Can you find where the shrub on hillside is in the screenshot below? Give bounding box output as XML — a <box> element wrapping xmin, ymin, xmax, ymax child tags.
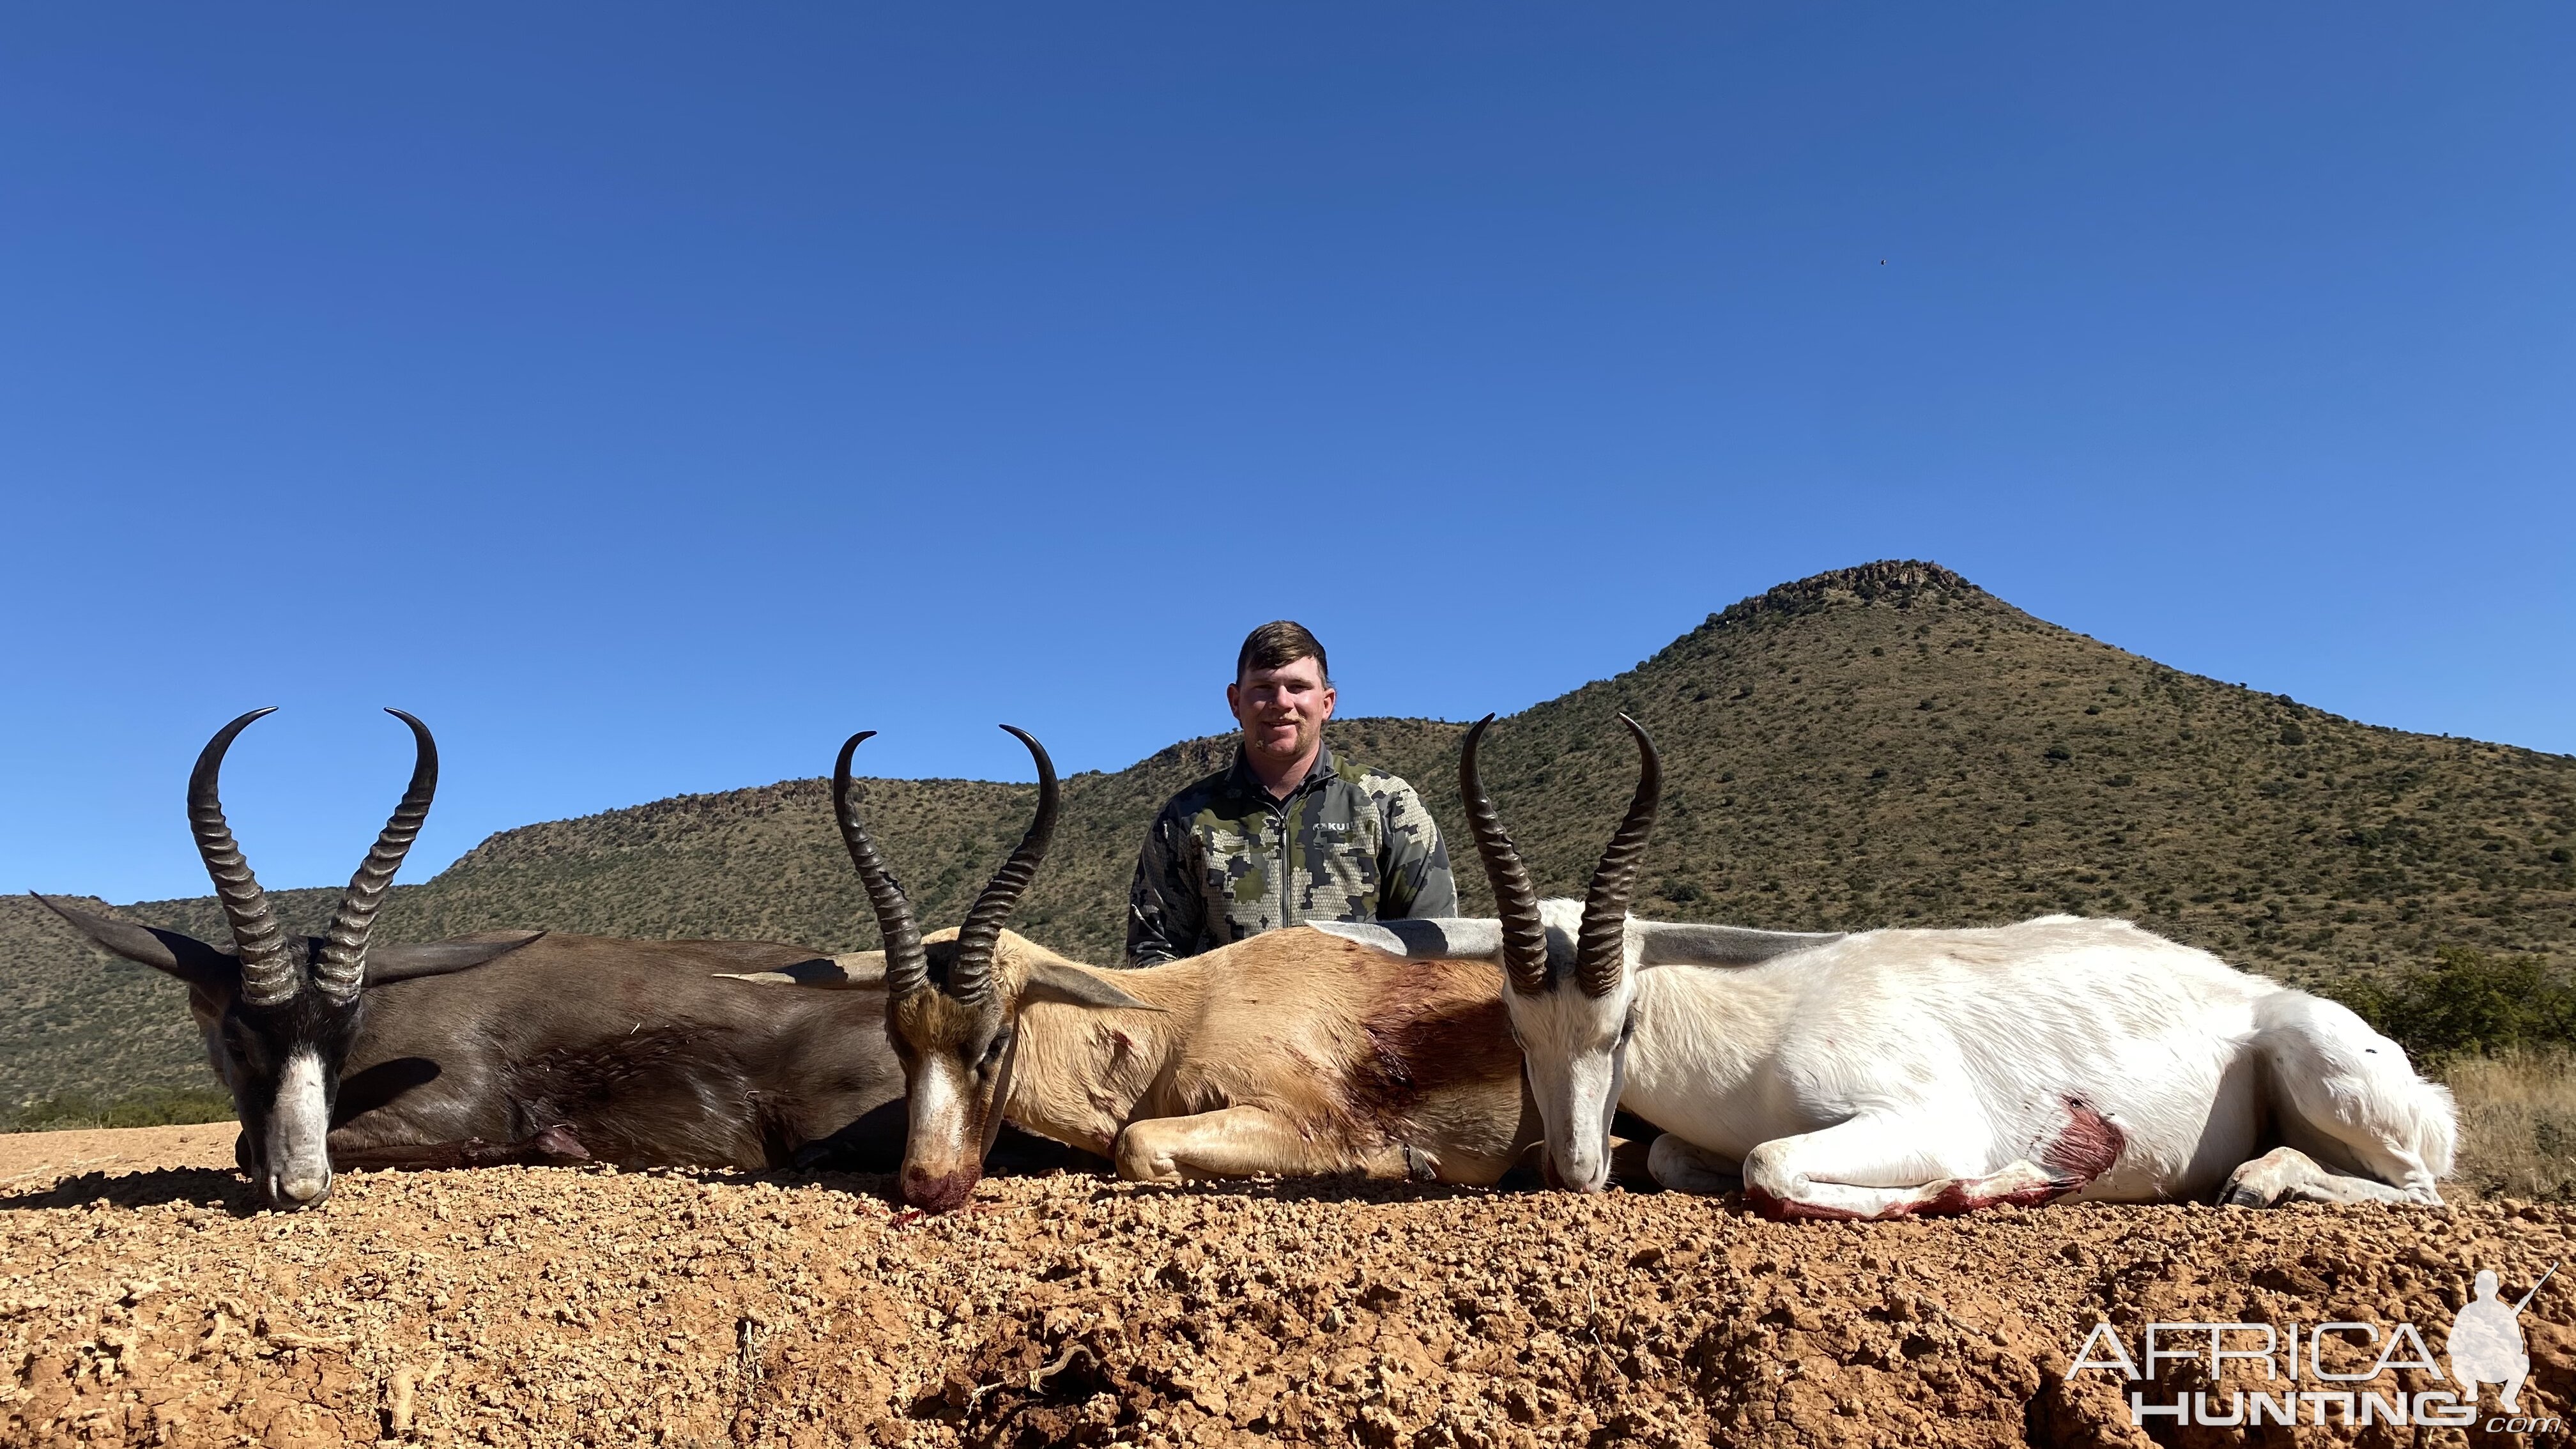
<box><xmin>2330</xmin><ymin>948</ymin><xmax>2576</xmax><ymax>1063</ymax></box>
<box><xmin>4</xmin><ymin>1087</ymin><xmax>236</xmax><ymax>1135</ymax></box>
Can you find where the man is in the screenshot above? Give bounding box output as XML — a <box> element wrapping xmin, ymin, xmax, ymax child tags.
<box><xmin>1126</xmin><ymin>620</ymin><xmax>1457</xmax><ymax>966</ymax></box>
<box><xmin>2447</xmin><ymin>1266</ymin><xmax>2548</xmax><ymax>1413</ymax></box>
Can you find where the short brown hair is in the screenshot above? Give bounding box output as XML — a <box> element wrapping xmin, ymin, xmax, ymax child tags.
<box><xmin>1236</xmin><ymin>620</ymin><xmax>1329</xmax><ymax>684</ymax></box>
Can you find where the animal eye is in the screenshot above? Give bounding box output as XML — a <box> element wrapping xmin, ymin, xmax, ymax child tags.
<box><xmin>977</xmin><ymin>1029</ymin><xmax>1011</xmax><ymax>1071</ymax></box>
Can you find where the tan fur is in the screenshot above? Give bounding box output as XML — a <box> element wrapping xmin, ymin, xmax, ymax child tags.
<box><xmin>900</xmin><ymin>926</ymin><xmax>1537</xmax><ymax>1185</ymax></box>
<box><xmin>889</xmin><ymin>983</ymin><xmax>983</xmax><ymax>1052</ymax></box>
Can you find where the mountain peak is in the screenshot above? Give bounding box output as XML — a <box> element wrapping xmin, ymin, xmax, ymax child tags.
<box><xmin>1699</xmin><ymin>559</ymin><xmax>1984</xmax><ymax>632</ymax></box>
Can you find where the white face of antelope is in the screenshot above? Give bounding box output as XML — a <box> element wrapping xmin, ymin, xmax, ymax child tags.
<box><xmin>208</xmin><ymin>982</ymin><xmax>364</xmax><ymax>1211</ymax></box>
<box><xmin>1503</xmin><ymin>908</ymin><xmax>1638</xmax><ymax>1192</ymax></box>
<box><xmin>885</xmin><ymin>958</ymin><xmax>1019</xmax><ymax>1214</ymax></box>
<box><xmin>264</xmin><ymin>1048</ymin><xmax>335</xmax><ymax>1206</ymax></box>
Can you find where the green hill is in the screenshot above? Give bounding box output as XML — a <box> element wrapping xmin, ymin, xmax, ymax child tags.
<box><xmin>9</xmin><ymin>560</ymin><xmax>2573</xmax><ymax>1113</ymax></box>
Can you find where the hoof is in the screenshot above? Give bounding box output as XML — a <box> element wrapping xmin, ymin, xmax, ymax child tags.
<box><xmin>527</xmin><ymin>1124</ymin><xmax>592</xmax><ymax>1163</ymax></box>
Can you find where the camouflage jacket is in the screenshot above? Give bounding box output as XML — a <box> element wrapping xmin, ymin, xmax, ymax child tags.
<box><xmin>1124</xmin><ymin>743</ymin><xmax>1457</xmax><ymax>966</ymax></box>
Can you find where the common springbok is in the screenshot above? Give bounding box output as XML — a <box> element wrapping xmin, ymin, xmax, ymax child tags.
<box><xmin>1315</xmin><ymin>714</ymin><xmax>2457</xmax><ymax>1219</ymax></box>
<box><xmin>725</xmin><ymin>728</ymin><xmax>1541</xmax><ymax>1212</ymax></box>
<box><xmin>34</xmin><ymin>708</ymin><xmax>932</xmax><ymax>1208</ymax></box>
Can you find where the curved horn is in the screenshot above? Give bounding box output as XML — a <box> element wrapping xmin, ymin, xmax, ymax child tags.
<box><xmin>1459</xmin><ymin>714</ymin><xmax>1549</xmax><ymax>996</ymax></box>
<box><xmin>188</xmin><ymin>708</ymin><xmax>298</xmax><ymax>1007</ymax></box>
<box><xmin>1574</xmin><ymin>714</ymin><xmax>1661</xmax><ymax>998</ymax></box>
<box><xmin>948</xmin><ymin>726</ymin><xmax>1057</xmax><ymax>1004</ymax></box>
<box><xmin>832</xmin><ymin>732</ymin><xmax>928</xmax><ymax>998</ymax></box>
<box><xmin>312</xmin><ymin>710</ymin><xmax>437</xmax><ymax>1003</ymax></box>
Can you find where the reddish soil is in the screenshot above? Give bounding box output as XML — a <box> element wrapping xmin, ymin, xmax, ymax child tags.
<box><xmin>3</xmin><ymin>1126</ymin><xmax>2570</xmax><ymax>1447</ymax></box>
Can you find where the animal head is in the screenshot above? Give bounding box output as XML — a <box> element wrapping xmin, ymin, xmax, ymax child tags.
<box><xmin>1455</xmin><ymin>712</ymin><xmax>1663</xmax><ymax>1193</ymax></box>
<box><xmin>1447</xmin><ymin>715</ymin><xmax>1841</xmax><ymax>1192</ymax></box>
<box><xmin>34</xmin><ymin>709</ymin><xmax>535</xmax><ymax>1211</ymax></box>
<box><xmin>826</xmin><ymin>727</ymin><xmax>1151</xmax><ymax>1213</ymax></box>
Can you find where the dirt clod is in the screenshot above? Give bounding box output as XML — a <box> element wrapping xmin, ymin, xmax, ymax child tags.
<box><xmin>3</xmin><ymin>1125</ymin><xmax>2570</xmax><ymax>1446</ymax></box>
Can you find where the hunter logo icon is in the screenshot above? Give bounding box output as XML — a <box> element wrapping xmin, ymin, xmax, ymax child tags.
<box><xmin>2449</xmin><ymin>1263</ymin><xmax>2556</xmax><ymax>1413</ymax></box>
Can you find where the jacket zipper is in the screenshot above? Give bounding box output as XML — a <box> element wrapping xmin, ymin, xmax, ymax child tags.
<box><xmin>1275</xmin><ymin>797</ymin><xmax>1296</xmax><ymax>928</ymax></box>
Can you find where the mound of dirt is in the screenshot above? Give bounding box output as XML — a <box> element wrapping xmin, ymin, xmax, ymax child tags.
<box><xmin>3</xmin><ymin>1127</ymin><xmax>2570</xmax><ymax>1447</ymax></box>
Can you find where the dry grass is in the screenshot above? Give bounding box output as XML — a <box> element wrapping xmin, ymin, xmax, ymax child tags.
<box><xmin>2444</xmin><ymin>1049</ymin><xmax>2576</xmax><ymax>1200</ymax></box>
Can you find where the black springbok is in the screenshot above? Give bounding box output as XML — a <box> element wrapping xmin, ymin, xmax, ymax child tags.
<box><xmin>36</xmin><ymin>708</ymin><xmax>944</xmax><ymax>1209</ymax></box>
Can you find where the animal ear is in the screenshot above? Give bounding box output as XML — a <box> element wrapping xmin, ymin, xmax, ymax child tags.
<box><xmin>1021</xmin><ymin>959</ymin><xmax>1165</xmax><ymax>1013</ymax></box>
<box><xmin>714</xmin><ymin>952</ymin><xmax>887</xmax><ymax>989</ymax></box>
<box><xmin>366</xmin><ymin>931</ymin><xmax>548</xmax><ymax>986</ymax></box>
<box><xmin>1633</xmin><ymin>922</ymin><xmax>1844</xmax><ymax>970</ymax></box>
<box><xmin>1308</xmin><ymin>919</ymin><xmax>1505</xmax><ymax>960</ymax></box>
<box><xmin>29</xmin><ymin>893</ymin><xmax>237</xmax><ymax>989</ymax></box>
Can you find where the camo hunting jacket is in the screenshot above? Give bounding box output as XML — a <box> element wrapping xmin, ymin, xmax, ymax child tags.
<box><xmin>1124</xmin><ymin>744</ymin><xmax>1457</xmax><ymax>967</ymax></box>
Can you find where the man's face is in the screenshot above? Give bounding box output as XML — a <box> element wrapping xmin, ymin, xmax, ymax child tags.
<box><xmin>1228</xmin><ymin>656</ymin><xmax>1335</xmax><ymax>767</ymax></box>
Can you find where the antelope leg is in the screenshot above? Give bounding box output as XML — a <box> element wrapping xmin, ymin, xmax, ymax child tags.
<box><xmin>1742</xmin><ymin>1095</ymin><xmax>2133</xmax><ymax>1221</ymax></box>
<box><xmin>1646</xmin><ymin>1135</ymin><xmax>1744</xmax><ymax>1195</ymax></box>
<box><xmin>331</xmin><ymin>1124</ymin><xmax>591</xmax><ymax>1172</ymax></box>
<box><xmin>2220</xmin><ymin>1146</ymin><xmax>2416</xmax><ymax>1208</ymax></box>
<box><xmin>1112</xmin><ymin>1107</ymin><xmax>1379</xmax><ymax>1184</ymax></box>
<box><xmin>1740</xmin><ymin>1114</ymin><xmax>2080</xmax><ymax>1221</ymax></box>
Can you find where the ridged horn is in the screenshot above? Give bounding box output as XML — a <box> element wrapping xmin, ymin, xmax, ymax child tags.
<box><xmin>188</xmin><ymin>708</ymin><xmax>298</xmax><ymax>1008</ymax></box>
<box><xmin>832</xmin><ymin>732</ymin><xmax>928</xmax><ymax>999</ymax></box>
<box><xmin>948</xmin><ymin>726</ymin><xmax>1057</xmax><ymax>1005</ymax></box>
<box><xmin>1459</xmin><ymin>714</ymin><xmax>1550</xmax><ymax>996</ymax></box>
<box><xmin>311</xmin><ymin>710</ymin><xmax>437</xmax><ymax>1004</ymax></box>
<box><xmin>1574</xmin><ymin>714</ymin><xmax>1661</xmax><ymax>999</ymax></box>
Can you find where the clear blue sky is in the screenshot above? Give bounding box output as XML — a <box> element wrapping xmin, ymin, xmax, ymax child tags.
<box><xmin>3</xmin><ymin>4</ymin><xmax>2568</xmax><ymax>904</ymax></box>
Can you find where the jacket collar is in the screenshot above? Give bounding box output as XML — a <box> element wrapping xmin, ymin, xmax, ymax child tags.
<box><xmin>1225</xmin><ymin>740</ymin><xmax>1338</xmax><ymax>801</ymax></box>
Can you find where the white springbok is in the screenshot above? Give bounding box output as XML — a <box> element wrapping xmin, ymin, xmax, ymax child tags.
<box><xmin>1317</xmin><ymin>714</ymin><xmax>2457</xmax><ymax>1220</ymax></box>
